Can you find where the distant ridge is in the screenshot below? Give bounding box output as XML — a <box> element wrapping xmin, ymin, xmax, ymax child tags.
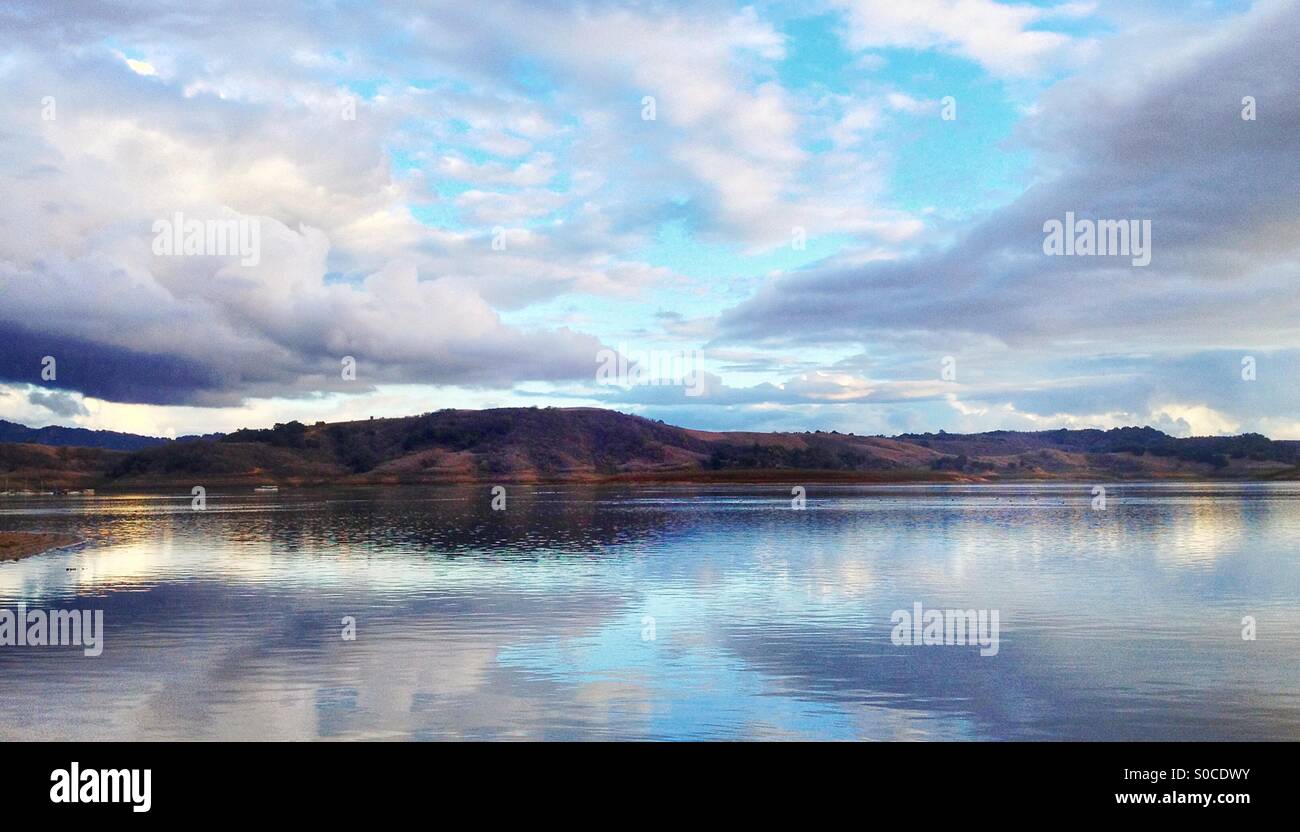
<box><xmin>0</xmin><ymin>419</ymin><xmax>171</xmax><ymax>451</ymax></box>
<box><xmin>1</xmin><ymin>408</ymin><xmax>1298</xmax><ymax>487</ymax></box>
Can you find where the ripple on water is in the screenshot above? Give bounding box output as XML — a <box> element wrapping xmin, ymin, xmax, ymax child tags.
<box><xmin>0</xmin><ymin>483</ymin><xmax>1297</xmax><ymax>740</ymax></box>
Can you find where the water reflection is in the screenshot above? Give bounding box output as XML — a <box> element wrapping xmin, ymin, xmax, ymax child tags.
<box><xmin>0</xmin><ymin>483</ymin><xmax>1297</xmax><ymax>739</ymax></box>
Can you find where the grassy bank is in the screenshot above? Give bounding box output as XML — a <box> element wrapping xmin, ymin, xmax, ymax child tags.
<box><xmin>0</xmin><ymin>532</ymin><xmax>81</xmax><ymax>562</ymax></box>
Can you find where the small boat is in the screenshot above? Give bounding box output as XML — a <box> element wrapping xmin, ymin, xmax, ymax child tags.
<box><xmin>254</xmin><ymin>485</ymin><xmax>280</xmax><ymax>493</ymax></box>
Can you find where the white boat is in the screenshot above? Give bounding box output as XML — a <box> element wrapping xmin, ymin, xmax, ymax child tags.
<box><xmin>254</xmin><ymin>485</ymin><xmax>280</xmax><ymax>493</ymax></box>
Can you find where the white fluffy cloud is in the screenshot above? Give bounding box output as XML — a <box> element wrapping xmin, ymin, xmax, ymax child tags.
<box><xmin>835</xmin><ymin>0</ymin><xmax>1091</xmax><ymax>75</ymax></box>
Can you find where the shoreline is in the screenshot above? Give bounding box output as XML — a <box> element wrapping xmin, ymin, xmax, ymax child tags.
<box><xmin>21</xmin><ymin>477</ymin><xmax>1299</xmax><ymax>498</ymax></box>
<box><xmin>82</xmin><ymin>468</ymin><xmax>1300</xmax><ymax>490</ymax></box>
<box><xmin>0</xmin><ymin>532</ymin><xmax>82</xmax><ymax>563</ymax></box>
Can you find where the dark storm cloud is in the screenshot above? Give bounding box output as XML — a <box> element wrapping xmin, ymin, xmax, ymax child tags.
<box><xmin>0</xmin><ymin>245</ymin><xmax>609</xmax><ymax>406</ymax></box>
<box><xmin>0</xmin><ymin>323</ymin><xmax>226</xmax><ymax>406</ymax></box>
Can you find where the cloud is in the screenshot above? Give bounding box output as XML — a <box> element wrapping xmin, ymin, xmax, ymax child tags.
<box><xmin>1</xmin><ymin>0</ymin><xmax>1294</xmax><ymax>439</ymax></box>
<box><xmin>1148</xmin><ymin>404</ymin><xmax>1240</xmax><ymax>438</ymax></box>
<box><xmin>27</xmin><ymin>388</ymin><xmax>90</xmax><ymax>418</ymax></box>
<box><xmin>833</xmin><ymin>0</ymin><xmax>1091</xmax><ymax>76</ymax></box>
<box><xmin>0</xmin><ymin>4</ymin><xmax>663</xmax><ymax>406</ymax></box>
<box><xmin>0</xmin><ymin>230</ymin><xmax>611</xmax><ymax>405</ymax></box>
<box><xmin>720</xmin><ymin>1</ymin><xmax>1300</xmax><ymax>355</ymax></box>
<box><xmin>121</xmin><ymin>56</ymin><xmax>157</xmax><ymax>77</ymax></box>
<box><xmin>0</xmin><ymin>0</ymin><xmax>934</xmax><ymax>414</ymax></box>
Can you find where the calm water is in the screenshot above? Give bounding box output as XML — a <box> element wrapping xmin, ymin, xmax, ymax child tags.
<box><xmin>1</xmin><ymin>483</ymin><xmax>1297</xmax><ymax>741</ymax></box>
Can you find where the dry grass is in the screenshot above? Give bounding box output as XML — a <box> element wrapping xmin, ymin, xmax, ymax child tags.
<box><xmin>0</xmin><ymin>532</ymin><xmax>81</xmax><ymax>562</ymax></box>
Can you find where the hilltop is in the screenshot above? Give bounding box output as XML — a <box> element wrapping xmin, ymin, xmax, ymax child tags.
<box><xmin>1</xmin><ymin>408</ymin><xmax>1298</xmax><ymax>488</ymax></box>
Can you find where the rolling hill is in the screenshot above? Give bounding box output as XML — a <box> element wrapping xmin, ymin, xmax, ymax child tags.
<box><xmin>1</xmin><ymin>408</ymin><xmax>1298</xmax><ymax>488</ymax></box>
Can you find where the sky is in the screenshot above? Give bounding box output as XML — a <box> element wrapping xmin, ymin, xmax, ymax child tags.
<box><xmin>0</xmin><ymin>0</ymin><xmax>1297</xmax><ymax>439</ymax></box>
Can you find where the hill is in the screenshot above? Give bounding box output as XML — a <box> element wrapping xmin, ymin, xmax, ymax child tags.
<box><xmin>1</xmin><ymin>408</ymin><xmax>1298</xmax><ymax>487</ymax></box>
<box><xmin>0</xmin><ymin>419</ymin><xmax>170</xmax><ymax>451</ymax></box>
<box><xmin>0</xmin><ymin>443</ymin><xmax>123</xmax><ymax>490</ymax></box>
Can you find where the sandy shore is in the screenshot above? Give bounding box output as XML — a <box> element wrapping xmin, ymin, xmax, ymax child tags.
<box><xmin>0</xmin><ymin>532</ymin><xmax>82</xmax><ymax>562</ymax></box>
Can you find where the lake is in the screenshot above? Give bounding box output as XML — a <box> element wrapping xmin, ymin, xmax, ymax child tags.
<box><xmin>1</xmin><ymin>483</ymin><xmax>1297</xmax><ymax>740</ymax></box>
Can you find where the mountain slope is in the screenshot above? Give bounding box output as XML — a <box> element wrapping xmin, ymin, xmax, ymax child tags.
<box><xmin>0</xmin><ymin>443</ymin><xmax>121</xmax><ymax>489</ymax></box>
